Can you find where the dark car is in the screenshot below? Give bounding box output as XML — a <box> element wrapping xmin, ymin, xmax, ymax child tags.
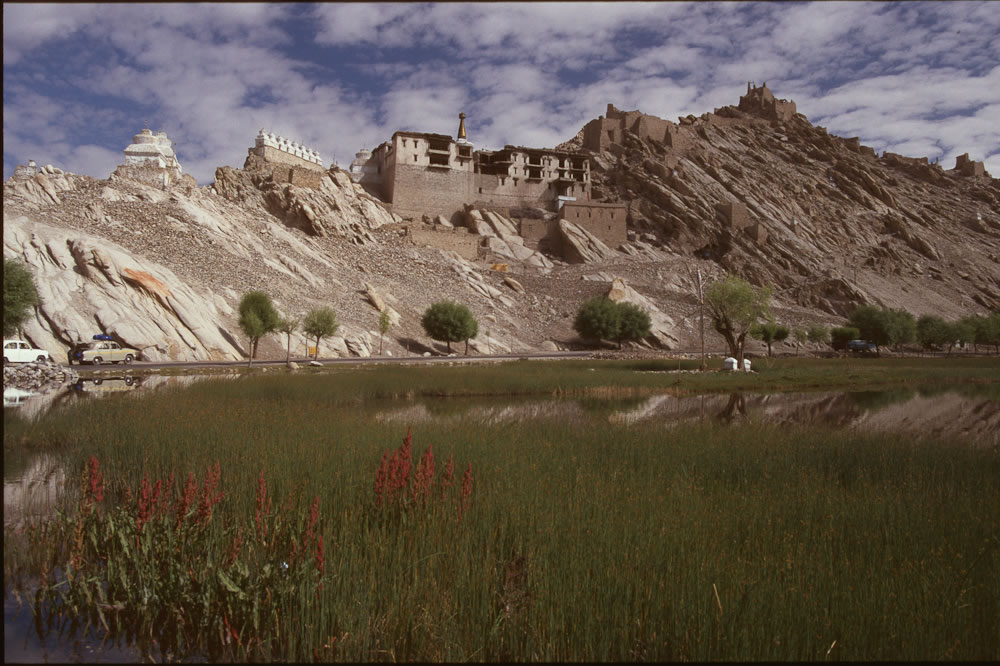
<box><xmin>847</xmin><ymin>339</ymin><xmax>878</xmax><ymax>354</ymax></box>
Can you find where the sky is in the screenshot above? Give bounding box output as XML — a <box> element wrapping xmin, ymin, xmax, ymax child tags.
<box><xmin>4</xmin><ymin>2</ymin><xmax>999</xmax><ymax>185</ymax></box>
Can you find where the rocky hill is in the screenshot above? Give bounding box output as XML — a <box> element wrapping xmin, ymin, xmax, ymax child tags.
<box><xmin>5</xmin><ymin>89</ymin><xmax>999</xmax><ymax>363</ymax></box>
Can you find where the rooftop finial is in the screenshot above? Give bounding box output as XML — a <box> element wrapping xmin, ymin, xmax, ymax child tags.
<box><xmin>457</xmin><ymin>112</ymin><xmax>467</xmax><ymax>141</ymax></box>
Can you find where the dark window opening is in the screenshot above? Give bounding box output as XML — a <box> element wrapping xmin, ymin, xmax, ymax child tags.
<box><xmin>429</xmin><ymin>153</ymin><xmax>449</xmax><ymax>166</ymax></box>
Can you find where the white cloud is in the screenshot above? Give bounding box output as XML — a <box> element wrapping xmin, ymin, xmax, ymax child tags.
<box><xmin>4</xmin><ymin>2</ymin><xmax>999</xmax><ymax>187</ymax></box>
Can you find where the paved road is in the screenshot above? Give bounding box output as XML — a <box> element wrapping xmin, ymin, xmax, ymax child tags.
<box><xmin>71</xmin><ymin>351</ymin><xmax>594</xmax><ymax>372</ymax></box>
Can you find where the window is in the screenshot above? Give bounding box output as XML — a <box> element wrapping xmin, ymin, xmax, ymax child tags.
<box><xmin>478</xmin><ymin>187</ymin><xmax>483</xmax><ymax>194</ymax></box>
<box><xmin>402</xmin><ymin>139</ymin><xmax>407</xmax><ymax>148</ymax></box>
<box><xmin>414</xmin><ymin>154</ymin><xmax>418</xmax><ymax>162</ymax></box>
<box><xmin>4</xmin><ymin>342</ymin><xmax>15</xmax><ymax>349</ymax></box>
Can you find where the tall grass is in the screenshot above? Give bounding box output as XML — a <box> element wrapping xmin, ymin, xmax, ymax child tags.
<box><xmin>4</xmin><ymin>365</ymin><xmax>999</xmax><ymax>661</ymax></box>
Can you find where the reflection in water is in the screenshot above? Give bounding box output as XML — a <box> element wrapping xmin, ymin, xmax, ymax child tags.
<box><xmin>373</xmin><ymin>388</ymin><xmax>1000</xmax><ymax>447</ymax></box>
<box><xmin>3</xmin><ymin>454</ymin><xmax>66</xmax><ymax>528</ymax></box>
<box><xmin>2</xmin><ymin>373</ymin><xmax>228</xmax><ymax>423</ymax></box>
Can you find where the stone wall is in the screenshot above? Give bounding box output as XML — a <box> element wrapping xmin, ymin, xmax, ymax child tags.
<box><xmin>389</xmin><ymin>163</ymin><xmax>476</xmax><ymax>220</ymax></box>
<box><xmin>251</xmin><ymin>145</ymin><xmax>326</xmax><ymax>172</ymax></box>
<box><xmin>271</xmin><ymin>166</ymin><xmax>326</xmax><ymax>189</ymax></box>
<box><xmin>111</xmin><ymin>163</ymin><xmax>184</xmax><ymax>190</ymax></box>
<box><xmin>561</xmin><ymin>202</ymin><xmax>627</xmax><ymax>247</ymax></box>
<box><xmin>406</xmin><ymin>224</ymin><xmax>482</xmax><ymax>260</ymax></box>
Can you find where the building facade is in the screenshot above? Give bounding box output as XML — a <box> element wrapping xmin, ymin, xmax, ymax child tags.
<box><xmin>356</xmin><ymin>115</ymin><xmax>593</xmax><ymax>221</ymax></box>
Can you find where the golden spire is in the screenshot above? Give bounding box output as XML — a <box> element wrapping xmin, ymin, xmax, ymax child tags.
<box><xmin>457</xmin><ymin>112</ymin><xmax>467</xmax><ymax>141</ymax></box>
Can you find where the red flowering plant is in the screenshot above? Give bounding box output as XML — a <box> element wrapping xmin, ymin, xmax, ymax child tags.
<box><xmin>373</xmin><ymin>429</ymin><xmax>473</xmax><ymax>523</ymax></box>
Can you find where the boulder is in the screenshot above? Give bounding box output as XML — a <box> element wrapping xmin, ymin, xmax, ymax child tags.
<box><xmin>557</xmin><ymin>220</ymin><xmax>618</xmax><ymax>264</ymax></box>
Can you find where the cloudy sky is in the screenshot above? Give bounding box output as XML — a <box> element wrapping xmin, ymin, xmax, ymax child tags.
<box><xmin>4</xmin><ymin>2</ymin><xmax>998</xmax><ymax>185</ymax></box>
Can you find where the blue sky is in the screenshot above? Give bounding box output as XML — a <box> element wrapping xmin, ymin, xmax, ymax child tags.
<box><xmin>4</xmin><ymin>2</ymin><xmax>998</xmax><ymax>185</ymax></box>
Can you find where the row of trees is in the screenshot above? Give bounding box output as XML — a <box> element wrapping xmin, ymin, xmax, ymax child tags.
<box><xmin>238</xmin><ymin>292</ymin><xmax>483</xmax><ymax>362</ymax></box>
<box><xmin>238</xmin><ymin>291</ymin><xmax>343</xmax><ymax>367</ymax></box>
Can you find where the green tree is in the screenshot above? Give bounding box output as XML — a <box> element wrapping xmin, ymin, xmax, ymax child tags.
<box><xmin>378</xmin><ymin>310</ymin><xmax>391</xmax><ymax>355</ymax></box>
<box><xmin>302</xmin><ymin>307</ymin><xmax>339</xmax><ymax>360</ymax></box>
<box><xmin>916</xmin><ymin>314</ymin><xmax>954</xmax><ymax>352</ymax></box>
<box><xmin>793</xmin><ymin>328</ymin><xmax>809</xmax><ymax>345</ymax></box>
<box><xmin>807</xmin><ymin>325</ymin><xmax>830</xmax><ymax>345</ymax></box>
<box><xmin>884</xmin><ymin>308</ymin><xmax>916</xmax><ymax>349</ymax></box>
<box><xmin>830</xmin><ymin>326</ymin><xmax>860</xmax><ymax>351</ymax></box>
<box><xmin>615</xmin><ymin>302</ymin><xmax>652</xmax><ymax>349</ymax></box>
<box><xmin>704</xmin><ymin>275</ymin><xmax>772</xmax><ymax>370</ymax></box>
<box><xmin>955</xmin><ymin>316</ymin><xmax>978</xmax><ymax>351</ymax></box>
<box><xmin>238</xmin><ymin>291</ymin><xmax>281</xmax><ymax>366</ymax></box>
<box><xmin>573</xmin><ymin>297</ymin><xmax>621</xmax><ymax>347</ymax></box>
<box><xmin>982</xmin><ymin>310</ymin><xmax>1000</xmax><ymax>354</ymax></box>
<box><xmin>421</xmin><ymin>301</ymin><xmax>478</xmax><ymax>354</ymax></box>
<box><xmin>750</xmin><ymin>320</ymin><xmax>790</xmax><ymax>357</ymax></box>
<box><xmin>3</xmin><ymin>258</ymin><xmax>40</xmax><ymax>337</ymax></box>
<box><xmin>277</xmin><ymin>316</ymin><xmax>299</xmax><ymax>364</ymax></box>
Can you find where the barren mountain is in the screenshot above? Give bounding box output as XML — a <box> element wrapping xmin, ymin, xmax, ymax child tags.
<box><xmin>4</xmin><ymin>88</ymin><xmax>999</xmax><ymax>363</ymax></box>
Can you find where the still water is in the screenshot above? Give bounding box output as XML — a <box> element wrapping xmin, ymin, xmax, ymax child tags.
<box><xmin>3</xmin><ymin>375</ymin><xmax>999</xmax><ymax>662</ymax></box>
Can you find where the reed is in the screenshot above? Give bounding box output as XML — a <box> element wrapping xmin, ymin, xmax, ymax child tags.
<box><xmin>4</xmin><ymin>363</ymin><xmax>999</xmax><ymax>661</ymax></box>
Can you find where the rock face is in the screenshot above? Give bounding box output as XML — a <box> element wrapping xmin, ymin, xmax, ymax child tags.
<box><xmin>4</xmin><ymin>85</ymin><xmax>998</xmax><ymax>361</ymax></box>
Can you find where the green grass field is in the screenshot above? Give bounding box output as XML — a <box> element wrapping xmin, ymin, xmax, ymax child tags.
<box><xmin>4</xmin><ymin>359</ymin><xmax>999</xmax><ymax>661</ymax></box>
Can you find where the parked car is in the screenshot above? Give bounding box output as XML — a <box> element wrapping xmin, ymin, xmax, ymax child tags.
<box><xmin>847</xmin><ymin>339</ymin><xmax>878</xmax><ymax>355</ymax></box>
<box><xmin>3</xmin><ymin>339</ymin><xmax>51</xmax><ymax>365</ymax></box>
<box><xmin>76</xmin><ymin>339</ymin><xmax>140</xmax><ymax>365</ymax></box>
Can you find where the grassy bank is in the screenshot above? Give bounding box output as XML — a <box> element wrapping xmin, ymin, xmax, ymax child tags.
<box><xmin>4</xmin><ymin>364</ymin><xmax>999</xmax><ymax>661</ymax></box>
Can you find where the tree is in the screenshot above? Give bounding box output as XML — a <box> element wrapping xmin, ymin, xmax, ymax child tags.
<box><xmin>277</xmin><ymin>316</ymin><xmax>299</xmax><ymax>364</ymax></box>
<box><xmin>955</xmin><ymin>316</ymin><xmax>978</xmax><ymax>352</ymax></box>
<box><xmin>884</xmin><ymin>308</ymin><xmax>916</xmax><ymax>349</ymax></box>
<box><xmin>4</xmin><ymin>258</ymin><xmax>40</xmax><ymax>337</ymax></box>
<box><xmin>704</xmin><ymin>275</ymin><xmax>772</xmax><ymax>371</ymax></box>
<box><xmin>615</xmin><ymin>302</ymin><xmax>652</xmax><ymax>349</ymax></box>
<box><xmin>750</xmin><ymin>320</ymin><xmax>790</xmax><ymax>357</ymax></box>
<box><xmin>238</xmin><ymin>291</ymin><xmax>280</xmax><ymax>367</ymax></box>
<box><xmin>573</xmin><ymin>297</ymin><xmax>621</xmax><ymax>347</ymax></box>
<box><xmin>807</xmin><ymin>325</ymin><xmax>830</xmax><ymax>345</ymax></box>
<box><xmin>421</xmin><ymin>301</ymin><xmax>478</xmax><ymax>354</ymax></box>
<box><xmin>916</xmin><ymin>314</ymin><xmax>953</xmax><ymax>352</ymax></box>
<box><xmin>830</xmin><ymin>326</ymin><xmax>860</xmax><ymax>351</ymax></box>
<box><xmin>793</xmin><ymin>328</ymin><xmax>809</xmax><ymax>345</ymax></box>
<box><xmin>849</xmin><ymin>305</ymin><xmax>915</xmax><ymax>355</ymax></box>
<box><xmin>378</xmin><ymin>310</ymin><xmax>391</xmax><ymax>355</ymax></box>
<box><xmin>302</xmin><ymin>307</ymin><xmax>339</xmax><ymax>360</ymax></box>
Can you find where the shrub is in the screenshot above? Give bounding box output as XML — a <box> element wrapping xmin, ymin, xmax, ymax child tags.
<box><xmin>573</xmin><ymin>297</ymin><xmax>621</xmax><ymax>345</ymax></box>
<box><xmin>421</xmin><ymin>301</ymin><xmax>478</xmax><ymax>353</ymax></box>
<box><xmin>616</xmin><ymin>302</ymin><xmax>652</xmax><ymax>348</ymax></box>
<box><xmin>3</xmin><ymin>258</ymin><xmax>40</xmax><ymax>336</ymax></box>
<box><xmin>830</xmin><ymin>326</ymin><xmax>860</xmax><ymax>351</ymax></box>
<box><xmin>807</xmin><ymin>325</ymin><xmax>830</xmax><ymax>345</ymax></box>
<box><xmin>750</xmin><ymin>320</ymin><xmax>790</xmax><ymax>357</ymax></box>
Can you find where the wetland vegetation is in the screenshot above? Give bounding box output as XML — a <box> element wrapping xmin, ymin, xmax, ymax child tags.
<box><xmin>4</xmin><ymin>358</ymin><xmax>999</xmax><ymax>661</ymax></box>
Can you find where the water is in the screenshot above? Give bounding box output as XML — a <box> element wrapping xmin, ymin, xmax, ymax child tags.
<box><xmin>3</xmin><ymin>376</ymin><xmax>998</xmax><ymax>661</ymax></box>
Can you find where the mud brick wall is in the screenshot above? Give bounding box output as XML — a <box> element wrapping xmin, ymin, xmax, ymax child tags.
<box><xmin>252</xmin><ymin>145</ymin><xmax>326</xmax><ymax>171</ymax></box>
<box><xmin>562</xmin><ymin>202</ymin><xmax>628</xmax><ymax>247</ymax></box>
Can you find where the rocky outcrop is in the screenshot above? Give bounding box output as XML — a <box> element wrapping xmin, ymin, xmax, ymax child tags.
<box><xmin>558</xmin><ymin>220</ymin><xmax>619</xmax><ymax>264</ymax></box>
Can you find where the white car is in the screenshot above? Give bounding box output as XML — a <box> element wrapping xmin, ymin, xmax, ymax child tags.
<box><xmin>3</xmin><ymin>339</ymin><xmax>51</xmax><ymax>365</ymax></box>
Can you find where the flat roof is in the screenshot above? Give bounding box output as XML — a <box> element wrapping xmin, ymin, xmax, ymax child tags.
<box><xmin>392</xmin><ymin>130</ymin><xmax>454</xmax><ymax>142</ymax></box>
